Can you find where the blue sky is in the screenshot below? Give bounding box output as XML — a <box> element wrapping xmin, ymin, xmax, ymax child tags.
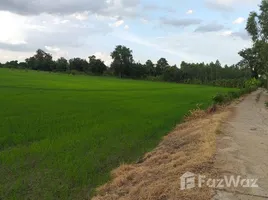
<box><xmin>0</xmin><ymin>0</ymin><xmax>261</xmax><ymax>66</ymax></box>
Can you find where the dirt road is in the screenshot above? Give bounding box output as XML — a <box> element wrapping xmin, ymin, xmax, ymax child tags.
<box><xmin>214</xmin><ymin>89</ymin><xmax>268</xmax><ymax>200</ymax></box>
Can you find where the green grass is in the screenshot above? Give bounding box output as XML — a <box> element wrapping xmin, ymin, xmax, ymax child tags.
<box><xmin>0</xmin><ymin>68</ymin><xmax>236</xmax><ymax>199</ymax></box>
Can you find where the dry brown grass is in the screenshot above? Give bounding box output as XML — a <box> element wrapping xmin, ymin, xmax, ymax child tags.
<box><xmin>92</xmin><ymin>107</ymin><xmax>231</xmax><ymax>200</ymax></box>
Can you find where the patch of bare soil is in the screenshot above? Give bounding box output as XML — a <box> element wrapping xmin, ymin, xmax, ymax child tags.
<box><xmin>92</xmin><ymin>107</ymin><xmax>231</xmax><ymax>200</ymax></box>
<box><xmin>213</xmin><ymin>89</ymin><xmax>268</xmax><ymax>200</ymax></box>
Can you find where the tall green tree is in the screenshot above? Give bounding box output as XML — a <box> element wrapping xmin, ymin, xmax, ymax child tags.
<box><xmin>25</xmin><ymin>49</ymin><xmax>55</xmax><ymax>71</ymax></box>
<box><xmin>156</xmin><ymin>58</ymin><xmax>169</xmax><ymax>76</ymax></box>
<box><xmin>163</xmin><ymin>65</ymin><xmax>178</xmax><ymax>82</ymax></box>
<box><xmin>145</xmin><ymin>60</ymin><xmax>155</xmax><ymax>76</ymax></box>
<box><xmin>110</xmin><ymin>45</ymin><xmax>133</xmax><ymax>77</ymax></box>
<box><xmin>69</xmin><ymin>58</ymin><xmax>88</xmax><ymax>72</ymax></box>
<box><xmin>238</xmin><ymin>48</ymin><xmax>259</xmax><ymax>79</ymax></box>
<box><xmin>239</xmin><ymin>0</ymin><xmax>268</xmax><ymax>81</ymax></box>
<box><xmin>56</xmin><ymin>57</ymin><xmax>68</xmax><ymax>72</ymax></box>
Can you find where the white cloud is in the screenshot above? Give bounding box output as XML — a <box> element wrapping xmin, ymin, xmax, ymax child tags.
<box><xmin>109</xmin><ymin>19</ymin><xmax>124</xmax><ymax>27</ymax></box>
<box><xmin>94</xmin><ymin>52</ymin><xmax>112</xmax><ymax>65</ymax></box>
<box><xmin>233</xmin><ymin>17</ymin><xmax>245</xmax><ymax>24</ymax></box>
<box><xmin>45</xmin><ymin>46</ymin><xmax>60</xmax><ymax>52</ymax></box>
<box><xmin>0</xmin><ymin>49</ymin><xmax>33</xmax><ymax>62</ymax></box>
<box><xmin>0</xmin><ymin>11</ymin><xmax>28</xmax><ymax>45</ymax></box>
<box><xmin>141</xmin><ymin>18</ymin><xmax>149</xmax><ymax>24</ymax></box>
<box><xmin>71</xmin><ymin>11</ymin><xmax>89</xmax><ymax>20</ymax></box>
<box><xmin>221</xmin><ymin>30</ymin><xmax>233</xmax><ymax>36</ymax></box>
<box><xmin>0</xmin><ymin>10</ymin><xmax>113</xmax><ymax>62</ymax></box>
<box><xmin>124</xmin><ymin>25</ymin><xmax>129</xmax><ymax>30</ymax></box>
<box><xmin>53</xmin><ymin>19</ymin><xmax>70</xmax><ymax>25</ymax></box>
<box><xmin>115</xmin><ymin>19</ymin><xmax>124</xmax><ymax>27</ymax></box>
<box><xmin>186</xmin><ymin>9</ymin><xmax>193</xmax><ymax>14</ymax></box>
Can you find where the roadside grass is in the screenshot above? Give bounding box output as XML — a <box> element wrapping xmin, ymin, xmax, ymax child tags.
<box><xmin>0</xmin><ymin>68</ymin><xmax>237</xmax><ymax>199</ymax></box>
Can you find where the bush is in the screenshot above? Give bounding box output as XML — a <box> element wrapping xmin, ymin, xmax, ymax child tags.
<box><xmin>211</xmin><ymin>78</ymin><xmax>261</xmax><ymax>105</ymax></box>
<box><xmin>212</xmin><ymin>85</ymin><xmax>258</xmax><ymax>105</ymax></box>
<box><xmin>183</xmin><ymin>78</ymin><xmax>248</xmax><ymax>88</ymax></box>
<box><xmin>228</xmin><ymin>91</ymin><xmax>240</xmax><ymax>99</ymax></box>
<box><xmin>212</xmin><ymin>92</ymin><xmax>236</xmax><ymax>104</ymax></box>
<box><xmin>245</xmin><ymin>78</ymin><xmax>261</xmax><ymax>88</ymax></box>
<box><xmin>212</xmin><ymin>93</ymin><xmax>227</xmax><ymax>104</ymax></box>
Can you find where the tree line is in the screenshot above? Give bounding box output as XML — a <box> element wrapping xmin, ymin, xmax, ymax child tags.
<box><xmin>1</xmin><ymin>45</ymin><xmax>252</xmax><ymax>88</ymax></box>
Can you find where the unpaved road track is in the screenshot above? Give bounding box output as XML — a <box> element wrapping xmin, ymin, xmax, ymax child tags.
<box><xmin>214</xmin><ymin>89</ymin><xmax>268</xmax><ymax>200</ymax></box>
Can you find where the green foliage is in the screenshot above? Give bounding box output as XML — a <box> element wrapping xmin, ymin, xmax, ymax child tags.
<box><xmin>26</xmin><ymin>49</ymin><xmax>55</xmax><ymax>71</ymax></box>
<box><xmin>110</xmin><ymin>45</ymin><xmax>133</xmax><ymax>77</ymax></box>
<box><xmin>238</xmin><ymin>48</ymin><xmax>259</xmax><ymax>79</ymax></box>
<box><xmin>163</xmin><ymin>65</ymin><xmax>178</xmax><ymax>82</ymax></box>
<box><xmin>0</xmin><ymin>68</ymin><xmax>237</xmax><ymax>200</ymax></box>
<box><xmin>246</xmin><ymin>11</ymin><xmax>259</xmax><ymax>42</ymax></box>
<box><xmin>212</xmin><ymin>93</ymin><xmax>228</xmax><ymax>104</ymax></box>
<box><xmin>156</xmin><ymin>58</ymin><xmax>169</xmax><ymax>76</ymax></box>
<box><xmin>239</xmin><ymin>0</ymin><xmax>268</xmax><ymax>79</ymax></box>
<box><xmin>212</xmin><ymin>84</ymin><xmax>258</xmax><ymax>104</ymax></box>
<box><xmin>145</xmin><ymin>75</ymin><xmax>163</xmax><ymax>82</ymax></box>
<box><xmin>145</xmin><ymin>60</ymin><xmax>155</xmax><ymax>76</ymax></box>
<box><xmin>69</xmin><ymin>57</ymin><xmax>88</xmax><ymax>72</ymax></box>
<box><xmin>228</xmin><ymin>91</ymin><xmax>241</xmax><ymax>99</ymax></box>
<box><xmin>213</xmin><ymin>91</ymin><xmax>238</xmax><ymax>105</ymax></box>
<box><xmin>211</xmin><ymin>78</ymin><xmax>247</xmax><ymax>88</ymax></box>
<box><xmin>55</xmin><ymin>57</ymin><xmax>68</xmax><ymax>72</ymax></box>
<box><xmin>245</xmin><ymin>78</ymin><xmax>261</xmax><ymax>88</ymax></box>
<box><xmin>130</xmin><ymin>62</ymin><xmax>147</xmax><ymax>78</ymax></box>
<box><xmin>88</xmin><ymin>55</ymin><xmax>107</xmax><ymax>75</ymax></box>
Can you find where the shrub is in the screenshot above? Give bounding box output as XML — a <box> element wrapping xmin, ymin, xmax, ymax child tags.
<box><xmin>228</xmin><ymin>91</ymin><xmax>240</xmax><ymax>99</ymax></box>
<box><xmin>212</xmin><ymin>85</ymin><xmax>258</xmax><ymax>105</ymax></box>
<box><xmin>212</xmin><ymin>93</ymin><xmax>227</xmax><ymax>104</ymax></box>
<box><xmin>245</xmin><ymin>78</ymin><xmax>261</xmax><ymax>88</ymax></box>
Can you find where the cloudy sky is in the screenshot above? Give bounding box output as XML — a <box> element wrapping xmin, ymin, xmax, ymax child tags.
<box><xmin>0</xmin><ymin>0</ymin><xmax>261</xmax><ymax>66</ymax></box>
